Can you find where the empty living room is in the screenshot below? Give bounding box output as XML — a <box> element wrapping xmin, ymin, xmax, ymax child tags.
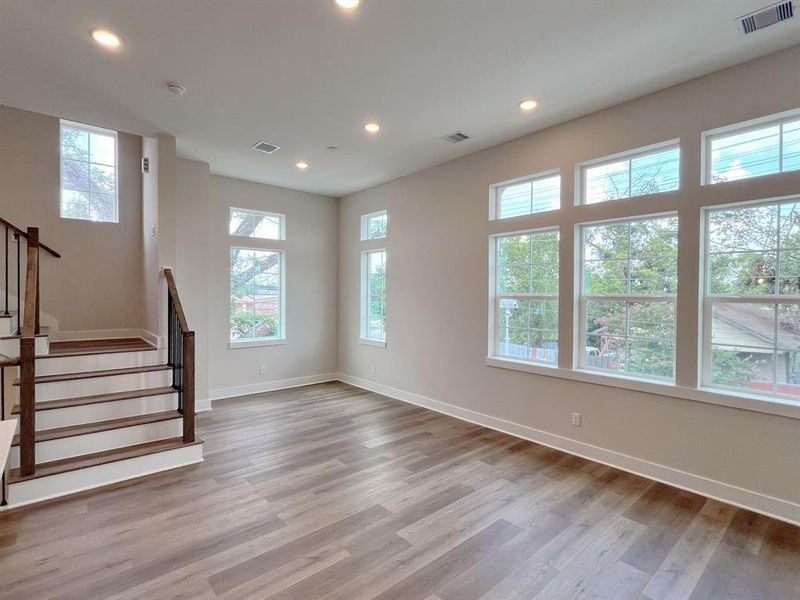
<box><xmin>1</xmin><ymin>1</ymin><xmax>799</xmax><ymax>598</ymax></box>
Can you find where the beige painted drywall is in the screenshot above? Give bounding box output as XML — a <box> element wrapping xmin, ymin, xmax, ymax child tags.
<box><xmin>0</xmin><ymin>105</ymin><xmax>146</xmax><ymax>331</ymax></box>
<box><xmin>338</xmin><ymin>47</ymin><xmax>800</xmax><ymax>508</ymax></box>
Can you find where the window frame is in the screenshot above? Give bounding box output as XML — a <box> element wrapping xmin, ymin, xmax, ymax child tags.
<box><xmin>488</xmin><ymin>226</ymin><xmax>560</xmax><ymax>366</ymax></box>
<box><xmin>360</xmin><ymin>248</ymin><xmax>387</xmax><ymax>347</ymax></box>
<box><xmin>59</xmin><ymin>119</ymin><xmax>119</xmax><ymax>223</ymax></box>
<box><xmin>489</xmin><ymin>169</ymin><xmax>561</xmax><ymax>220</ymax></box>
<box><xmin>360</xmin><ymin>210</ymin><xmax>388</xmax><ymax>241</ymax></box>
<box><xmin>228</xmin><ymin>207</ymin><xmax>286</xmax><ymax>241</ymax></box>
<box><xmin>701</xmin><ymin>107</ymin><xmax>800</xmax><ymax>186</ymax></box>
<box><xmin>228</xmin><ymin>245</ymin><xmax>286</xmax><ymax>349</ymax></box>
<box><xmin>575</xmin><ymin>139</ymin><xmax>681</xmax><ymax>206</ymax></box>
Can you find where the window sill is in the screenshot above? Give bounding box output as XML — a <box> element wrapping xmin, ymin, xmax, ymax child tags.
<box><xmin>485</xmin><ymin>356</ymin><xmax>800</xmax><ymax>419</ymax></box>
<box><xmin>229</xmin><ymin>338</ymin><xmax>286</xmax><ymax>349</ymax></box>
<box><xmin>360</xmin><ymin>338</ymin><xmax>386</xmax><ymax>348</ymax></box>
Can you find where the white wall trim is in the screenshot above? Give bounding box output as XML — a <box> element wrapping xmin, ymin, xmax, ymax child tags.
<box><xmin>337</xmin><ymin>373</ymin><xmax>800</xmax><ymax>527</ymax></box>
<box><xmin>209</xmin><ymin>373</ymin><xmax>338</xmax><ymax>402</ymax></box>
<box><xmin>49</xmin><ymin>328</ymin><xmax>159</xmax><ymax>345</ymax></box>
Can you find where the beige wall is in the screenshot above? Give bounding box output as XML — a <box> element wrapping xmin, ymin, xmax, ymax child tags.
<box><xmin>0</xmin><ymin>105</ymin><xmax>146</xmax><ymax>332</ymax></box>
<box><xmin>338</xmin><ymin>47</ymin><xmax>800</xmax><ymax>513</ymax></box>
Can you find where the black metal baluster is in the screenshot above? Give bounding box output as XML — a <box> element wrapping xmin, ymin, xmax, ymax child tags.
<box><xmin>1</xmin><ymin>368</ymin><xmax>5</xmax><ymax>506</ymax></box>
<box><xmin>4</xmin><ymin>227</ymin><xmax>8</xmax><ymax>316</ymax></box>
<box><xmin>15</xmin><ymin>234</ymin><xmax>20</xmax><ymax>334</ymax></box>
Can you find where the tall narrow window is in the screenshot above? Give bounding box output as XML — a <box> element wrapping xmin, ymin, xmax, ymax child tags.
<box><xmin>580</xmin><ymin>142</ymin><xmax>680</xmax><ymax>204</ymax></box>
<box><xmin>493</xmin><ymin>171</ymin><xmax>561</xmax><ymax>219</ymax></box>
<box><xmin>492</xmin><ymin>229</ymin><xmax>559</xmax><ymax>363</ymax></box>
<box><xmin>229</xmin><ymin>207</ymin><xmax>285</xmax><ymax>240</ymax></box>
<box><xmin>230</xmin><ymin>247</ymin><xmax>284</xmax><ymax>344</ymax></box>
<box><xmin>579</xmin><ymin>215</ymin><xmax>678</xmax><ymax>381</ymax></box>
<box><xmin>60</xmin><ymin>120</ymin><xmax>118</xmax><ymax>222</ymax></box>
<box><xmin>703</xmin><ymin>198</ymin><xmax>800</xmax><ymax>399</ymax></box>
<box><xmin>361</xmin><ymin>249</ymin><xmax>387</xmax><ymax>344</ymax></box>
<box><xmin>361</xmin><ymin>210</ymin><xmax>387</xmax><ymax>240</ymax></box>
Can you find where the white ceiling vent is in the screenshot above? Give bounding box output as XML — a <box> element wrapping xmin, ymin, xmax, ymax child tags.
<box><xmin>740</xmin><ymin>1</ymin><xmax>794</xmax><ymax>33</ymax></box>
<box><xmin>440</xmin><ymin>131</ymin><xmax>470</xmax><ymax>144</ymax></box>
<box><xmin>251</xmin><ymin>141</ymin><xmax>280</xmax><ymax>154</ymax></box>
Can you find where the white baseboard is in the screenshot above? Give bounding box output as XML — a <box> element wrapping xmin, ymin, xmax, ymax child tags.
<box><xmin>337</xmin><ymin>373</ymin><xmax>800</xmax><ymax>527</ymax></box>
<box><xmin>209</xmin><ymin>373</ymin><xmax>338</xmax><ymax>402</ymax></box>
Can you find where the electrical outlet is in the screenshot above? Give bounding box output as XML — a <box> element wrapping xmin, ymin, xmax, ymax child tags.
<box><xmin>369</xmin><ymin>365</ymin><xmax>376</xmax><ymax>375</ymax></box>
<box><xmin>571</xmin><ymin>412</ymin><xmax>582</xmax><ymax>427</ymax></box>
<box><xmin>259</xmin><ymin>365</ymin><xmax>267</xmax><ymax>375</ymax></box>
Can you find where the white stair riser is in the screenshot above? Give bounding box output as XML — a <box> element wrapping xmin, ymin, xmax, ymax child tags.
<box><xmin>36</xmin><ymin>349</ymin><xmax>166</xmax><ymax>376</ymax></box>
<box><xmin>21</xmin><ymin>393</ymin><xmax>179</xmax><ymax>431</ymax></box>
<box><xmin>9</xmin><ymin>418</ymin><xmax>183</xmax><ymax>467</ymax></box>
<box><xmin>0</xmin><ymin>336</ymin><xmax>48</xmax><ymax>356</ymax></box>
<box><xmin>0</xmin><ymin>314</ymin><xmax>18</xmax><ymax>336</ymax></box>
<box><xmin>33</xmin><ymin>369</ymin><xmax>172</xmax><ymax>401</ymax></box>
<box><xmin>5</xmin><ymin>444</ymin><xmax>203</xmax><ymax>508</ymax></box>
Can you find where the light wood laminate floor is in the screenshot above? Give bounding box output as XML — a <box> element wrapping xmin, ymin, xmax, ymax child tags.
<box><xmin>1</xmin><ymin>382</ymin><xmax>798</xmax><ymax>599</ymax></box>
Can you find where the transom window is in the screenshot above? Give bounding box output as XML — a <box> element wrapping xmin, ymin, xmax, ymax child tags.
<box><xmin>580</xmin><ymin>142</ymin><xmax>680</xmax><ymax>205</ymax></box>
<box><xmin>229</xmin><ymin>247</ymin><xmax>284</xmax><ymax>344</ymax></box>
<box><xmin>492</xmin><ymin>229</ymin><xmax>559</xmax><ymax>364</ymax></box>
<box><xmin>703</xmin><ymin>198</ymin><xmax>800</xmax><ymax>399</ymax></box>
<box><xmin>579</xmin><ymin>215</ymin><xmax>678</xmax><ymax>381</ymax></box>
<box><xmin>60</xmin><ymin>120</ymin><xmax>118</xmax><ymax>223</ymax></box>
<box><xmin>492</xmin><ymin>171</ymin><xmax>561</xmax><ymax>219</ymax></box>
<box><xmin>229</xmin><ymin>207</ymin><xmax>285</xmax><ymax>240</ymax></box>
<box><xmin>361</xmin><ymin>249</ymin><xmax>387</xmax><ymax>344</ymax></box>
<box><xmin>361</xmin><ymin>210</ymin><xmax>387</xmax><ymax>240</ymax></box>
<box><xmin>704</xmin><ymin>110</ymin><xmax>800</xmax><ymax>184</ymax></box>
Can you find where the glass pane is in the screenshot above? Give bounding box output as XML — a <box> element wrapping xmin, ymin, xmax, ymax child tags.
<box><xmin>366</xmin><ymin>251</ymin><xmax>386</xmax><ymax>340</ymax></box>
<box><xmin>627</xmin><ymin>338</ymin><xmax>674</xmax><ymax>380</ymax></box>
<box><xmin>708</xmin><ymin>252</ymin><xmax>776</xmax><ymax>295</ymax></box>
<box><xmin>229</xmin><ymin>209</ymin><xmax>254</xmax><ymax>236</ymax></box>
<box><xmin>61</xmin><ymin>127</ymin><xmax>88</xmax><ymax>160</ymax></box>
<box><xmin>708</xmin><ymin>203</ymin><xmax>778</xmax><ymax>253</ymax></box>
<box><xmin>60</xmin><ymin>190</ymin><xmax>90</xmax><ymax>220</ymax></box>
<box><xmin>584</xmin><ymin>259</ymin><xmax>628</xmax><ymax>295</ymax></box>
<box><xmin>253</xmin><ymin>214</ymin><xmax>282</xmax><ymax>240</ymax></box>
<box><xmin>779</xmin><ymin>201</ymin><xmax>800</xmax><ymax>249</ymax></box>
<box><xmin>711</xmin><ymin>303</ymin><xmax>775</xmax><ymax>350</ymax></box>
<box><xmin>628</xmin><ymin>301</ymin><xmax>674</xmax><ymax>339</ymax></box>
<box><xmin>584</xmin><ymin>335</ymin><xmax>625</xmax><ymax>372</ymax></box>
<box><xmin>630</xmin><ymin>147</ymin><xmax>680</xmax><ymax>196</ymax></box>
<box><xmin>530</xmin><ymin>231</ymin><xmax>559</xmax><ymax>294</ymax></box>
<box><xmin>783</xmin><ymin>120</ymin><xmax>800</xmax><ymax>173</ymax></box>
<box><xmin>253</xmin><ymin>295</ymin><xmax>279</xmax><ymax>338</ymax></box>
<box><xmin>498</xmin><ymin>181</ymin><xmax>532</xmax><ymax>219</ymax></box>
<box><xmin>62</xmin><ymin>158</ymin><xmax>89</xmax><ymax>192</ymax></box>
<box><xmin>710</xmin><ymin>345</ymin><xmax>772</xmax><ymax>393</ymax></box>
<box><xmin>498</xmin><ymin>264</ymin><xmax>530</xmax><ymax>295</ymax></box>
<box><xmin>583</xmin><ymin>222</ymin><xmax>629</xmax><ymax>261</ymax></box>
<box><xmin>90</xmin><ymin>164</ymin><xmax>115</xmax><ymax>195</ymax></box>
<box><xmin>531</xmin><ymin>175</ymin><xmax>560</xmax><ymax>213</ymax></box>
<box><xmin>777</xmin><ymin>304</ymin><xmax>800</xmax><ymax>352</ymax></box>
<box><xmin>779</xmin><ymin>250</ymin><xmax>800</xmax><ymax>294</ymax></box>
<box><xmin>586</xmin><ymin>300</ymin><xmax>626</xmax><ymax>338</ymax></box>
<box><xmin>710</xmin><ymin>125</ymin><xmax>780</xmax><ymax>183</ymax></box>
<box><xmin>585</xmin><ymin>160</ymin><xmax>629</xmax><ymax>204</ymax></box>
<box><xmin>497</xmin><ymin>234</ymin><xmax>530</xmax><ymax>263</ymax></box>
<box><xmin>90</xmin><ymin>132</ymin><xmax>116</xmax><ymax>166</ymax></box>
<box><xmin>367</xmin><ymin>213</ymin><xmax>388</xmax><ymax>239</ymax></box>
<box><xmin>229</xmin><ymin>209</ymin><xmax>283</xmax><ymax>239</ymax></box>
<box><xmin>497</xmin><ymin>299</ymin><xmax>530</xmax><ymax>359</ymax></box>
<box><xmin>90</xmin><ymin>194</ymin><xmax>116</xmax><ymax>222</ymax></box>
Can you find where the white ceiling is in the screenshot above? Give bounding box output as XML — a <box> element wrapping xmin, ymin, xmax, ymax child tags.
<box><xmin>1</xmin><ymin>0</ymin><xmax>798</xmax><ymax>197</ymax></box>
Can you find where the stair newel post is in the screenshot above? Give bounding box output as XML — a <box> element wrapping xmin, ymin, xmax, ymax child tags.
<box><xmin>182</xmin><ymin>330</ymin><xmax>195</xmax><ymax>443</ymax></box>
<box><xmin>19</xmin><ymin>226</ymin><xmax>39</xmax><ymax>477</ymax></box>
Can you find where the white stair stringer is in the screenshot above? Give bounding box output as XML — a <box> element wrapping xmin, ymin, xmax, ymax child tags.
<box><xmin>36</xmin><ymin>349</ymin><xmax>166</xmax><ymax>376</ymax></box>
<box><xmin>28</xmin><ymin>392</ymin><xmax>178</xmax><ymax>430</ymax></box>
<box><xmin>30</xmin><ymin>368</ymin><xmax>172</xmax><ymax>402</ymax></box>
<box><xmin>5</xmin><ymin>442</ymin><xmax>204</xmax><ymax>508</ymax></box>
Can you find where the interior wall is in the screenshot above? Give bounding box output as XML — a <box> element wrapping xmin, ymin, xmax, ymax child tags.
<box><xmin>0</xmin><ymin>105</ymin><xmax>146</xmax><ymax>332</ymax></box>
<box><xmin>338</xmin><ymin>47</ymin><xmax>800</xmax><ymax>514</ymax></box>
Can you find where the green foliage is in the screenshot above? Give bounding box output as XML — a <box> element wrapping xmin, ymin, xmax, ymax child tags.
<box><xmin>710</xmin><ymin>348</ymin><xmax>763</xmax><ymax>387</ymax></box>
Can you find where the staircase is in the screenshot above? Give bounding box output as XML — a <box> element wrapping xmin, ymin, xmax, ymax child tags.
<box><xmin>0</xmin><ymin>219</ymin><xmax>203</xmax><ymax>508</ymax></box>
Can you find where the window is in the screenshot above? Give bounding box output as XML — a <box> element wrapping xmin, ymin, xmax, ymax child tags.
<box><xmin>704</xmin><ymin>110</ymin><xmax>800</xmax><ymax>184</ymax></box>
<box><xmin>361</xmin><ymin>210</ymin><xmax>387</xmax><ymax>240</ymax></box>
<box><xmin>580</xmin><ymin>142</ymin><xmax>680</xmax><ymax>205</ymax></box>
<box><xmin>492</xmin><ymin>171</ymin><xmax>561</xmax><ymax>219</ymax></box>
<box><xmin>361</xmin><ymin>250</ymin><xmax>387</xmax><ymax>344</ymax></box>
<box><xmin>229</xmin><ymin>247</ymin><xmax>284</xmax><ymax>344</ymax></box>
<box><xmin>60</xmin><ymin>120</ymin><xmax>118</xmax><ymax>222</ymax></box>
<box><xmin>703</xmin><ymin>198</ymin><xmax>800</xmax><ymax>399</ymax></box>
<box><xmin>229</xmin><ymin>207</ymin><xmax>285</xmax><ymax>240</ymax></box>
<box><xmin>492</xmin><ymin>229</ymin><xmax>559</xmax><ymax>363</ymax></box>
<box><xmin>579</xmin><ymin>215</ymin><xmax>678</xmax><ymax>381</ymax></box>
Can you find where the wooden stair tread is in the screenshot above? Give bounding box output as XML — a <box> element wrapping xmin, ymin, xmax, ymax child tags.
<box><xmin>7</xmin><ymin>436</ymin><xmax>203</xmax><ymax>483</ymax></box>
<box><xmin>11</xmin><ymin>410</ymin><xmax>182</xmax><ymax>446</ymax></box>
<box><xmin>13</xmin><ymin>364</ymin><xmax>171</xmax><ymax>386</ymax></box>
<box><xmin>44</xmin><ymin>338</ymin><xmax>156</xmax><ymax>357</ymax></box>
<box><xmin>11</xmin><ymin>386</ymin><xmax>177</xmax><ymax>413</ymax></box>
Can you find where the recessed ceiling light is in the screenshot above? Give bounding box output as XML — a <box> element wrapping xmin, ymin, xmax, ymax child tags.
<box><xmin>364</xmin><ymin>122</ymin><xmax>381</xmax><ymax>134</ymax></box>
<box><xmin>296</xmin><ymin>161</ymin><xmax>309</xmax><ymax>170</ymax></box>
<box><xmin>519</xmin><ymin>99</ymin><xmax>538</xmax><ymax>112</ymax></box>
<box><xmin>91</xmin><ymin>29</ymin><xmax>122</xmax><ymax>49</ymax></box>
<box><xmin>335</xmin><ymin>0</ymin><xmax>361</xmax><ymax>10</ymax></box>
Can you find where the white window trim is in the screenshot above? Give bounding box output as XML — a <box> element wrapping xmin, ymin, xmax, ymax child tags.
<box><xmin>488</xmin><ymin>227</ymin><xmax>559</xmax><ymax>366</ymax></box>
<box><xmin>59</xmin><ymin>119</ymin><xmax>119</xmax><ymax>223</ymax></box>
<box><xmin>229</xmin><ymin>207</ymin><xmax>286</xmax><ymax>241</ymax></box>
<box><xmin>574</xmin><ymin>138</ymin><xmax>680</xmax><ymax>206</ymax></box>
<box><xmin>228</xmin><ymin>246</ymin><xmax>286</xmax><ymax>348</ymax></box>
<box><xmin>360</xmin><ymin>210</ymin><xmax>388</xmax><ymax>241</ymax></box>
<box><xmin>360</xmin><ymin>248</ymin><xmax>387</xmax><ymax>346</ymax></box>
<box><xmin>489</xmin><ymin>168</ymin><xmax>561</xmax><ymax>221</ymax></box>
<box><xmin>700</xmin><ymin>107</ymin><xmax>800</xmax><ymax>186</ymax></box>
<box><xmin>575</xmin><ymin>212</ymin><xmax>679</xmax><ymax>384</ymax></box>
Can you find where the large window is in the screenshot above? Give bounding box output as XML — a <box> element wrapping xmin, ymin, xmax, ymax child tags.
<box><xmin>492</xmin><ymin>229</ymin><xmax>559</xmax><ymax>363</ymax></box>
<box><xmin>229</xmin><ymin>207</ymin><xmax>285</xmax><ymax>240</ymax></box>
<box><xmin>579</xmin><ymin>215</ymin><xmax>678</xmax><ymax>381</ymax></box>
<box><xmin>704</xmin><ymin>111</ymin><xmax>800</xmax><ymax>184</ymax></box>
<box><xmin>229</xmin><ymin>247</ymin><xmax>284</xmax><ymax>344</ymax></box>
<box><xmin>580</xmin><ymin>142</ymin><xmax>680</xmax><ymax>205</ymax></box>
<box><xmin>361</xmin><ymin>249</ymin><xmax>386</xmax><ymax>344</ymax></box>
<box><xmin>361</xmin><ymin>210</ymin><xmax>387</xmax><ymax>240</ymax></box>
<box><xmin>60</xmin><ymin>120</ymin><xmax>118</xmax><ymax>222</ymax></box>
<box><xmin>703</xmin><ymin>198</ymin><xmax>800</xmax><ymax>399</ymax></box>
<box><xmin>492</xmin><ymin>171</ymin><xmax>560</xmax><ymax>219</ymax></box>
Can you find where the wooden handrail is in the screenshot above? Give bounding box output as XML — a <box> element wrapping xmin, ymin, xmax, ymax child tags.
<box><xmin>0</xmin><ymin>217</ymin><xmax>61</xmax><ymax>259</ymax></box>
<box><xmin>163</xmin><ymin>268</ymin><xmax>194</xmax><ymax>444</ymax></box>
<box><xmin>18</xmin><ymin>227</ymin><xmax>39</xmax><ymax>476</ymax></box>
<box><xmin>163</xmin><ymin>269</ymin><xmax>189</xmax><ymax>332</ymax></box>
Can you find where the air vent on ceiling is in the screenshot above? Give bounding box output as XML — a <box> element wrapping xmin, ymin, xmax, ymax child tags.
<box><xmin>251</xmin><ymin>141</ymin><xmax>280</xmax><ymax>154</ymax></box>
<box><xmin>440</xmin><ymin>131</ymin><xmax>470</xmax><ymax>144</ymax></box>
<box><xmin>740</xmin><ymin>1</ymin><xmax>793</xmax><ymax>34</ymax></box>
